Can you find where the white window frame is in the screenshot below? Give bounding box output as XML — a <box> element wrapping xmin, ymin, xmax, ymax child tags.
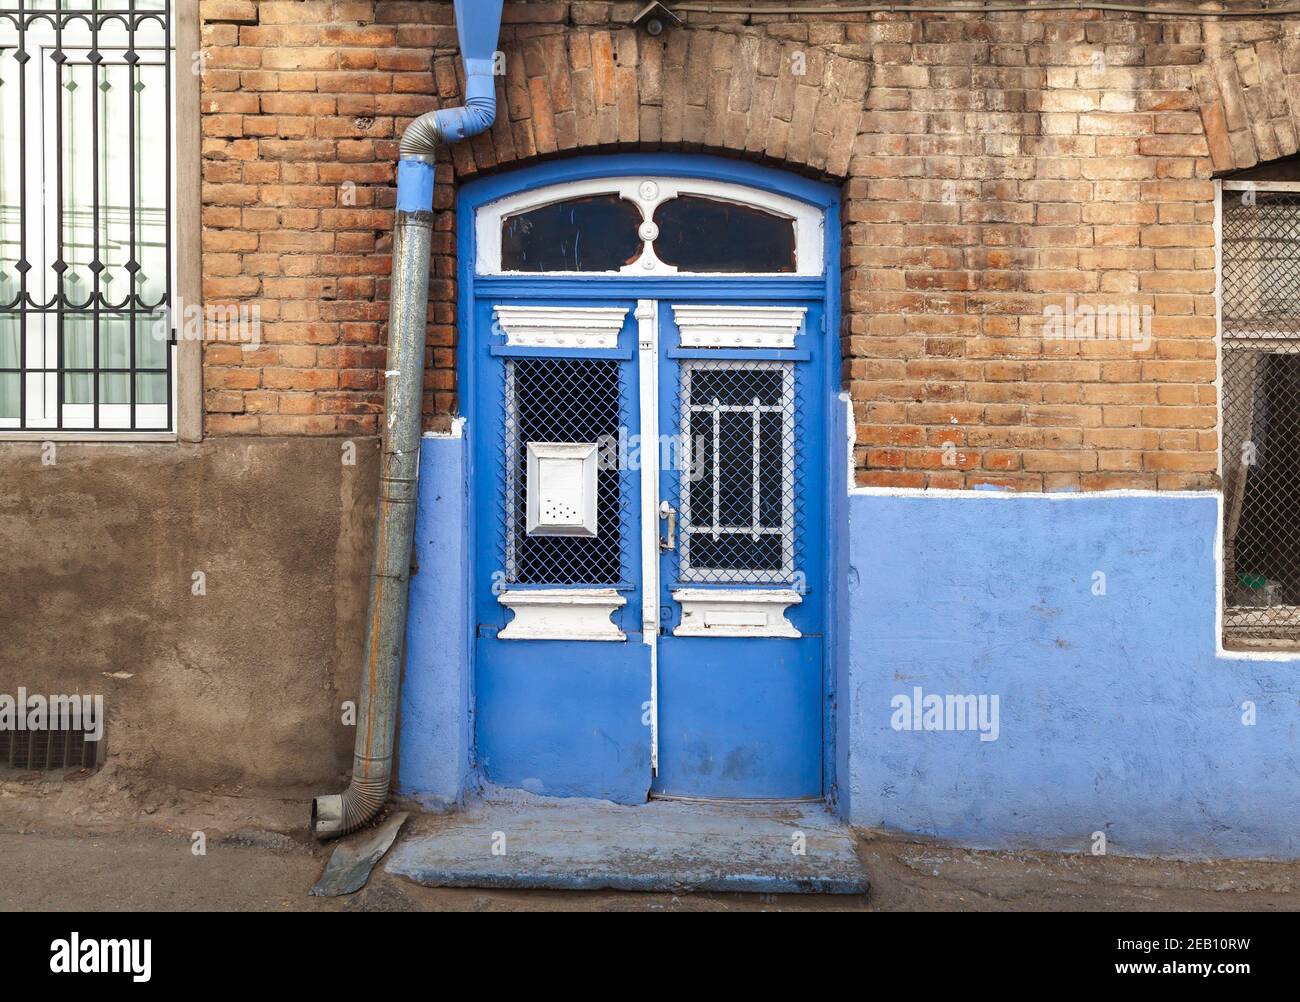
<box><xmin>0</xmin><ymin>0</ymin><xmax>198</xmax><ymax>442</ymax></box>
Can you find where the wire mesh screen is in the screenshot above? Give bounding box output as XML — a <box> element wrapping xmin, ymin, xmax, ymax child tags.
<box><xmin>672</xmin><ymin>360</ymin><xmax>798</xmax><ymax>584</ymax></box>
<box><xmin>1221</xmin><ymin>189</ymin><xmax>1300</xmax><ymax>645</ymax></box>
<box><xmin>502</xmin><ymin>356</ymin><xmax>628</xmax><ymax>585</ymax></box>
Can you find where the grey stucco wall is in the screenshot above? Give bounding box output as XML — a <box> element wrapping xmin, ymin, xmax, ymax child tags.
<box><xmin>0</xmin><ymin>437</ymin><xmax>378</xmax><ymax>793</ymax></box>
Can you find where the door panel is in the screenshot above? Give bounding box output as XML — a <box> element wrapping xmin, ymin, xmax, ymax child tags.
<box><xmin>652</xmin><ymin>638</ymin><xmax>822</xmax><ymax>798</ymax></box>
<box><xmin>475</xmin><ymin>636</ymin><xmax>652</xmax><ymax>801</ymax></box>
<box><xmin>472</xmin><ymin>294</ymin><xmax>826</xmax><ymax>803</ymax></box>
<box><xmin>652</xmin><ymin>300</ymin><xmax>826</xmax><ymax>799</ymax></box>
<box><xmin>471</xmin><ymin>298</ymin><xmax>652</xmax><ymax>803</ymax></box>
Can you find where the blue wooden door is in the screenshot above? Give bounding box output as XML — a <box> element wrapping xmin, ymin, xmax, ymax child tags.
<box><xmin>650</xmin><ymin>298</ymin><xmax>826</xmax><ymax>799</ymax></box>
<box><xmin>471</xmin><ymin>296</ymin><xmax>653</xmax><ymax>803</ymax></box>
<box><xmin>460</xmin><ymin>155</ymin><xmax>837</xmax><ymax>805</ymax></box>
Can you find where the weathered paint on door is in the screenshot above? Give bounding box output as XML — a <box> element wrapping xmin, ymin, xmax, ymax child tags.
<box><xmin>651</xmin><ymin>300</ymin><xmax>827</xmax><ymax>799</ymax></box>
<box><xmin>459</xmin><ymin>155</ymin><xmax>839</xmax><ymax>803</ymax></box>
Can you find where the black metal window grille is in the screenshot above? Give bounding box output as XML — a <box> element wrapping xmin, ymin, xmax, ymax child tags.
<box><xmin>674</xmin><ymin>360</ymin><xmax>798</xmax><ymax>584</ymax></box>
<box><xmin>0</xmin><ymin>0</ymin><xmax>174</xmax><ymax>432</ymax></box>
<box><xmin>0</xmin><ymin>725</ymin><xmax>99</xmax><ymax>770</ymax></box>
<box><xmin>1221</xmin><ymin>187</ymin><xmax>1300</xmax><ymax>647</ymax></box>
<box><xmin>502</xmin><ymin>356</ymin><xmax>630</xmax><ymax>585</ymax></box>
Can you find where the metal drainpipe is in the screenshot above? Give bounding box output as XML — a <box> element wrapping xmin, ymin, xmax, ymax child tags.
<box><xmin>312</xmin><ymin>0</ymin><xmax>504</xmax><ymax>840</ymax></box>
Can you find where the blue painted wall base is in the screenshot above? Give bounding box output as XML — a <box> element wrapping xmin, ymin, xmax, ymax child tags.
<box><xmin>397</xmin><ymin>434</ymin><xmax>471</xmax><ymax>807</ymax></box>
<box><xmin>844</xmin><ymin>491</ymin><xmax>1300</xmax><ymax>860</ymax></box>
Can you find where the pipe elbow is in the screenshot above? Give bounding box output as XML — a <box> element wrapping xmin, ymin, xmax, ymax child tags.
<box><xmin>432</xmin><ymin>57</ymin><xmax>497</xmax><ymax>144</ymax></box>
<box><xmin>311</xmin><ymin>772</ymin><xmax>391</xmax><ymax>840</ymax></box>
<box><xmin>399</xmin><ymin>111</ymin><xmax>441</xmax><ymax>161</ymax></box>
<box><xmin>455</xmin><ymin>94</ymin><xmax>498</xmax><ymax>138</ymax></box>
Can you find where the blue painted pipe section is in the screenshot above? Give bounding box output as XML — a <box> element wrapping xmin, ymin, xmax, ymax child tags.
<box><xmin>395</xmin><ymin>157</ymin><xmax>436</xmax><ymax>214</ymax></box>
<box><xmin>433</xmin><ymin>0</ymin><xmax>504</xmax><ymax>143</ymax></box>
<box><xmin>435</xmin><ymin>58</ymin><xmax>499</xmax><ymax>143</ymax></box>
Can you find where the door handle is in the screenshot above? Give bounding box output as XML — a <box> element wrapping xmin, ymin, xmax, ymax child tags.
<box><xmin>658</xmin><ymin>500</ymin><xmax>677</xmax><ymax>552</ymax></box>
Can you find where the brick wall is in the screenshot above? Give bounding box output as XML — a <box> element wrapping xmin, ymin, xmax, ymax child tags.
<box><xmin>198</xmin><ymin>0</ymin><xmax>1300</xmax><ymax>490</ymax></box>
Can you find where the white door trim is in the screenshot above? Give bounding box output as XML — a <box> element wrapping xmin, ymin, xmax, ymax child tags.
<box><xmin>637</xmin><ymin>298</ymin><xmax>661</xmax><ymax>774</ymax></box>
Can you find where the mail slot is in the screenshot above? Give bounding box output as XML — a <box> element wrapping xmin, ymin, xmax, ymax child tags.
<box><xmin>525</xmin><ymin>441</ymin><xmax>599</xmax><ymax>537</ymax></box>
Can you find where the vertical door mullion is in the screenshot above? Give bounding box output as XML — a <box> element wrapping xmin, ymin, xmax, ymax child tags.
<box><xmin>635</xmin><ymin>298</ymin><xmax>659</xmax><ymax>775</ymax></box>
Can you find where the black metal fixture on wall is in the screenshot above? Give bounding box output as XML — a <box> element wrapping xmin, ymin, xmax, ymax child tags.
<box><xmin>631</xmin><ymin>2</ymin><xmax>683</xmax><ymax>35</ymax></box>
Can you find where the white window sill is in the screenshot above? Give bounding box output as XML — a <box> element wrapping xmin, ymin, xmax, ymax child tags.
<box><xmin>0</xmin><ymin>431</ymin><xmax>178</xmax><ymax>443</ymax></box>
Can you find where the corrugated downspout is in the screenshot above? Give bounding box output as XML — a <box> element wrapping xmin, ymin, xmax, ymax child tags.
<box><xmin>312</xmin><ymin>0</ymin><xmax>504</xmax><ymax>840</ymax></box>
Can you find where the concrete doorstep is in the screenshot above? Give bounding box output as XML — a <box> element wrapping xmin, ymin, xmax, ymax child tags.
<box><xmin>384</xmin><ymin>793</ymin><xmax>870</xmax><ymax>895</ymax></box>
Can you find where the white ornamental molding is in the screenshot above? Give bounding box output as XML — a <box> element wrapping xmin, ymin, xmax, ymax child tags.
<box><xmin>671</xmin><ymin>588</ymin><xmax>802</xmax><ymax>638</ymax></box>
<box><xmin>672</xmin><ymin>305</ymin><xmax>808</xmax><ymax>349</ymax></box>
<box><xmin>498</xmin><ymin>588</ymin><xmax>627</xmax><ymax>641</ymax></box>
<box><xmin>494</xmin><ymin>305</ymin><xmax>628</xmax><ymax>349</ymax></box>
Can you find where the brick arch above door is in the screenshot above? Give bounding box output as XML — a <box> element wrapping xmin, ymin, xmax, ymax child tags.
<box><xmin>430</xmin><ymin>27</ymin><xmax>868</xmax><ymax>181</ymax></box>
<box><xmin>1197</xmin><ymin>29</ymin><xmax>1300</xmax><ymax>173</ymax></box>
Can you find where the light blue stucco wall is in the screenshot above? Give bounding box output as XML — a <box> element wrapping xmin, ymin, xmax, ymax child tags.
<box><xmin>844</xmin><ymin>490</ymin><xmax>1300</xmax><ymax>859</ymax></box>
<box><xmin>397</xmin><ymin>434</ymin><xmax>471</xmax><ymax>807</ymax></box>
<box><xmin>398</xmin><ymin>450</ymin><xmax>1300</xmax><ymax>857</ymax></box>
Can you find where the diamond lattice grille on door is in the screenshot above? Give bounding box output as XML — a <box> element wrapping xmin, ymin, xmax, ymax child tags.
<box><xmin>673</xmin><ymin>360</ymin><xmax>799</xmax><ymax>584</ymax></box>
<box><xmin>1221</xmin><ymin>189</ymin><xmax>1300</xmax><ymax>645</ymax></box>
<box><xmin>502</xmin><ymin>356</ymin><xmax>629</xmax><ymax>585</ymax></box>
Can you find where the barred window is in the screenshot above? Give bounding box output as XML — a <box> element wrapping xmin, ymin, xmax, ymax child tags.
<box><xmin>677</xmin><ymin>360</ymin><xmax>796</xmax><ymax>584</ymax></box>
<box><xmin>1221</xmin><ymin>182</ymin><xmax>1300</xmax><ymax>648</ymax></box>
<box><xmin>0</xmin><ymin>0</ymin><xmax>174</xmax><ymax>433</ymax></box>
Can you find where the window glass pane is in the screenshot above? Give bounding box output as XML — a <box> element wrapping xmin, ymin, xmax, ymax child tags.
<box><xmin>0</xmin><ymin>372</ymin><xmax>18</xmax><ymax>418</ymax></box>
<box><xmin>136</xmin><ymin>316</ymin><xmax>168</xmax><ymax>369</ymax></box>
<box><xmin>62</xmin><ymin>315</ymin><xmax>94</xmax><ymax>357</ymax></box>
<box><xmin>99</xmin><ymin>371</ymin><xmax>130</xmax><ymax>405</ymax></box>
<box><xmin>64</xmin><ymin>371</ymin><xmax>93</xmax><ymax>405</ymax></box>
<box><xmin>654</xmin><ymin>195</ymin><xmax>796</xmax><ymax>273</ymax></box>
<box><xmin>0</xmin><ymin>42</ymin><xmax>19</xmax><ymax>308</ymax></box>
<box><xmin>0</xmin><ymin>315</ymin><xmax>20</xmax><ymax>369</ymax></box>
<box><xmin>501</xmin><ymin>194</ymin><xmax>642</xmax><ymax>272</ymax></box>
<box><xmin>136</xmin><ymin>372</ymin><xmax>167</xmax><ymax>405</ymax></box>
<box><xmin>135</xmin><ymin>60</ymin><xmax>169</xmax><ymax>307</ymax></box>
<box><xmin>99</xmin><ymin>314</ymin><xmax>130</xmax><ymax>370</ymax></box>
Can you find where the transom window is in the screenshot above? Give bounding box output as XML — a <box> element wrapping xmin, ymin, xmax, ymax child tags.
<box><xmin>0</xmin><ymin>0</ymin><xmax>175</xmax><ymax>433</ymax></box>
<box><xmin>477</xmin><ymin>176</ymin><xmax>824</xmax><ymax>277</ymax></box>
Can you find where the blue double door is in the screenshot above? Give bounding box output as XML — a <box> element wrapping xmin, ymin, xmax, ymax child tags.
<box><xmin>472</xmin><ymin>291</ymin><xmax>827</xmax><ymax>802</ymax></box>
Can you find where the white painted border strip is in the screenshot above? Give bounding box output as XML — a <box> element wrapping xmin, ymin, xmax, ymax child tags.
<box><xmin>422</xmin><ymin>416</ymin><xmax>466</xmax><ymax>440</ymax></box>
<box><xmin>847</xmin><ymin>485</ymin><xmax>1219</xmax><ymax>500</ymax></box>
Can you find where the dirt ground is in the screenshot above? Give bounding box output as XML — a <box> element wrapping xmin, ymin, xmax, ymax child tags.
<box><xmin>3</xmin><ymin>769</ymin><xmax>1298</xmax><ymax>912</ymax></box>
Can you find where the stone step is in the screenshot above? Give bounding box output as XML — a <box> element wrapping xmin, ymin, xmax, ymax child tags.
<box><xmin>386</xmin><ymin>794</ymin><xmax>869</xmax><ymax>895</ymax></box>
